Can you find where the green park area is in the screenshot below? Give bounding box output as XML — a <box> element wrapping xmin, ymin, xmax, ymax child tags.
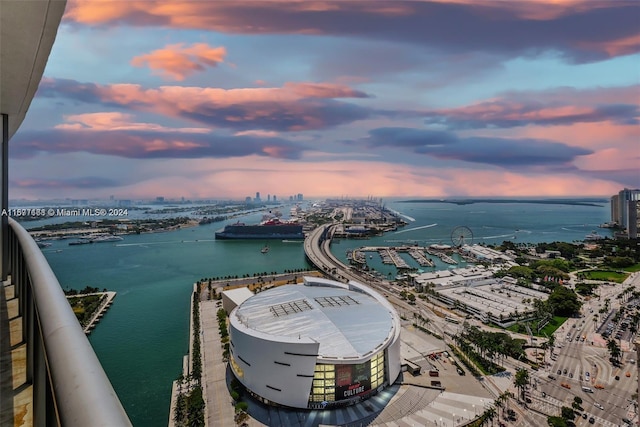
<box><xmin>507</xmin><ymin>316</ymin><xmax>567</xmax><ymax>338</ymax></box>
<box><xmin>580</xmin><ymin>270</ymin><xmax>629</xmax><ymax>283</ymax></box>
<box><xmin>537</xmin><ymin>316</ymin><xmax>568</xmax><ymax>337</ymax></box>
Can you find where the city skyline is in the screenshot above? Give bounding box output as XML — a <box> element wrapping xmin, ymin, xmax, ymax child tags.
<box><xmin>10</xmin><ymin>0</ymin><xmax>640</xmax><ymax>200</ymax></box>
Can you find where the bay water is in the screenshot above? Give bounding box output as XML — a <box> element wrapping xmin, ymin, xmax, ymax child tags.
<box><xmin>38</xmin><ymin>199</ymin><xmax>611</xmax><ymax>426</ymax></box>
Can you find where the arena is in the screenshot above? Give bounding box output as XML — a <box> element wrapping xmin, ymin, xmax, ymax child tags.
<box><xmin>227</xmin><ymin>276</ymin><xmax>402</xmax><ymax>409</ymax></box>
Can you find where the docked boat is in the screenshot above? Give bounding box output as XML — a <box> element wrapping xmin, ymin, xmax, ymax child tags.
<box><xmin>69</xmin><ymin>238</ymin><xmax>93</xmax><ymax>246</ymax></box>
<box><xmin>91</xmin><ymin>235</ymin><xmax>124</xmax><ymax>243</ymax></box>
<box><xmin>585</xmin><ymin>231</ymin><xmax>605</xmax><ymax>241</ymax></box>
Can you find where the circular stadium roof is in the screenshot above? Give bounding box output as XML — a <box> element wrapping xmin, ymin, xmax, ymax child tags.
<box><xmin>233</xmin><ymin>281</ymin><xmax>397</xmax><ymax>360</ymax></box>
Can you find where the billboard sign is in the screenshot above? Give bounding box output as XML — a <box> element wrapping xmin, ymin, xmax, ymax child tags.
<box><xmin>335</xmin><ymin>361</ymin><xmax>371</xmax><ymax>400</ymax></box>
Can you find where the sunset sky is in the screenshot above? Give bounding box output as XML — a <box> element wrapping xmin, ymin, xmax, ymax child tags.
<box><xmin>11</xmin><ymin>0</ymin><xmax>640</xmax><ymax>200</ymax></box>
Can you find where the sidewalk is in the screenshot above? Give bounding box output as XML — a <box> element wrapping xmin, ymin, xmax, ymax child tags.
<box><xmin>201</xmin><ymin>299</ymin><xmax>240</xmax><ymax>427</ymax></box>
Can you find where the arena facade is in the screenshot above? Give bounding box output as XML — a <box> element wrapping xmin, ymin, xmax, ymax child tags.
<box><xmin>228</xmin><ymin>276</ymin><xmax>402</xmax><ymax>409</ymax></box>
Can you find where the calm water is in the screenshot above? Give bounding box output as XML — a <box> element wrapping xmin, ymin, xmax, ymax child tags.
<box><xmin>38</xmin><ymin>199</ymin><xmax>610</xmax><ymax>426</ymax></box>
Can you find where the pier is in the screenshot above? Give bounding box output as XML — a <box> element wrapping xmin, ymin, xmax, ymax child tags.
<box><xmin>82</xmin><ymin>291</ymin><xmax>116</xmax><ymax>334</ymax></box>
<box><xmin>361</xmin><ymin>246</ymin><xmax>438</xmax><ymax>268</ymax></box>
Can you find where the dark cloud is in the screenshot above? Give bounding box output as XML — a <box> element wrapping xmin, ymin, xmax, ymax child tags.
<box><xmin>423</xmin><ymin>102</ymin><xmax>640</xmax><ymax>129</ymax></box>
<box><xmin>35</xmin><ymin>78</ymin><xmax>376</xmax><ymax>131</ymax></box>
<box><xmin>10</xmin><ymin>129</ymin><xmax>304</xmax><ymax>160</ymax></box>
<box><xmin>584</xmin><ymin>168</ymin><xmax>640</xmax><ymax>188</ymax></box>
<box><xmin>366</xmin><ymin>127</ymin><xmax>457</xmax><ymax>147</ymax></box>
<box><xmin>359</xmin><ymin>127</ymin><xmax>592</xmax><ymax>168</ymax></box>
<box><xmin>178</xmin><ymin>99</ymin><xmax>373</xmax><ymax>131</ymax></box>
<box><xmin>65</xmin><ymin>1</ymin><xmax>640</xmax><ymax>62</ymax></box>
<box><xmin>12</xmin><ymin>176</ymin><xmax>120</xmax><ymax>190</ymax></box>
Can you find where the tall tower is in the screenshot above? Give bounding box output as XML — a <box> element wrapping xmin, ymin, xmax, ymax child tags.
<box><xmin>611</xmin><ymin>194</ymin><xmax>620</xmax><ymax>224</ymax></box>
<box><xmin>628</xmin><ymin>200</ymin><xmax>638</xmax><ymax>239</ymax></box>
<box><xmin>618</xmin><ymin>188</ymin><xmax>640</xmax><ymax>231</ymax></box>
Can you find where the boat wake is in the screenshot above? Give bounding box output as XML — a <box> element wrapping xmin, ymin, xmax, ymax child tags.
<box><xmin>480</xmin><ymin>233</ymin><xmax>515</xmax><ymax>240</ymax></box>
<box><xmin>116</xmin><ymin>241</ymin><xmax>178</xmax><ymax>247</ymax></box>
<box><xmin>387</xmin><ymin>208</ymin><xmax>415</xmax><ymax>222</ymax></box>
<box><xmin>394</xmin><ymin>223</ymin><xmax>437</xmax><ymax>234</ymax></box>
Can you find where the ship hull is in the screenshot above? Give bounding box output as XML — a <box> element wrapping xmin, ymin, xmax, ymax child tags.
<box><xmin>215</xmin><ymin>224</ymin><xmax>304</xmax><ymax>240</ymax></box>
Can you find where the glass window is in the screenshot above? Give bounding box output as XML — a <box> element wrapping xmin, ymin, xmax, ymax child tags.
<box><xmin>230</xmin><ymin>355</ymin><xmax>244</xmax><ymax>379</ymax></box>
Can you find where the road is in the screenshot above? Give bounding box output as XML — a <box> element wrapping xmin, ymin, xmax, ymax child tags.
<box><xmin>304</xmin><ymin>224</ymin><xmax>639</xmax><ymax>426</ymax></box>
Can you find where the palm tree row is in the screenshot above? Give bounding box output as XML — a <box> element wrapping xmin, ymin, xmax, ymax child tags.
<box><xmin>457</xmin><ymin>323</ymin><xmax>525</xmax><ymax>367</ymax></box>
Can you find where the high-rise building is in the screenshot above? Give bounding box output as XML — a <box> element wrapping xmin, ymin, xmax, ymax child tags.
<box><xmin>628</xmin><ymin>200</ymin><xmax>638</xmax><ymax>239</ymax></box>
<box><xmin>255</xmin><ymin>192</ymin><xmax>261</xmax><ymax>203</ymax></box>
<box><xmin>611</xmin><ymin>194</ymin><xmax>620</xmax><ymax>225</ymax></box>
<box><xmin>616</xmin><ymin>188</ymin><xmax>640</xmax><ymax>232</ymax></box>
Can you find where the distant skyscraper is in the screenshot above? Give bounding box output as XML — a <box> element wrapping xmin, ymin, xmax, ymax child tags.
<box><xmin>611</xmin><ymin>194</ymin><xmax>620</xmax><ymax>225</ymax></box>
<box><xmin>297</xmin><ymin>193</ymin><xmax>303</xmax><ymax>201</ymax></box>
<box><xmin>628</xmin><ymin>200</ymin><xmax>638</xmax><ymax>239</ymax></box>
<box><xmin>617</xmin><ymin>188</ymin><xmax>640</xmax><ymax>231</ymax></box>
<box><xmin>255</xmin><ymin>192</ymin><xmax>261</xmax><ymax>203</ymax></box>
<box><xmin>273</xmin><ymin>195</ymin><xmax>277</xmax><ymax>202</ymax></box>
<box><xmin>267</xmin><ymin>194</ymin><xmax>271</xmax><ymax>202</ymax></box>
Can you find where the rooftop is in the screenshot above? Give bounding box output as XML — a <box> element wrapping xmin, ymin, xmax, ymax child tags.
<box><xmin>233</xmin><ymin>279</ymin><xmax>397</xmax><ymax>359</ymax></box>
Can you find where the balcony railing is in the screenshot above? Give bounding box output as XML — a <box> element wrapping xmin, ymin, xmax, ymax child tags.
<box><xmin>2</xmin><ymin>218</ymin><xmax>131</xmax><ymax>426</ymax></box>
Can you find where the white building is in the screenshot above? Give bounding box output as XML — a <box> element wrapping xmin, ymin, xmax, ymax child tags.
<box><xmin>228</xmin><ymin>276</ymin><xmax>401</xmax><ymax>409</ymax></box>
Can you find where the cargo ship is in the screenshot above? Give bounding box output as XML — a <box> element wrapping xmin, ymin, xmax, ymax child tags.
<box><xmin>215</xmin><ymin>219</ymin><xmax>304</xmax><ymax>240</ymax></box>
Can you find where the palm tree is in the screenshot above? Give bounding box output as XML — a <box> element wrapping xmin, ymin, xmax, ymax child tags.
<box><xmin>514</xmin><ymin>368</ymin><xmax>530</xmax><ymax>401</ymax></box>
<box><xmin>484</xmin><ymin>406</ymin><xmax>496</xmax><ymax>427</ymax></box>
<box><xmin>607</xmin><ymin>339</ymin><xmax>622</xmax><ymax>363</ymax></box>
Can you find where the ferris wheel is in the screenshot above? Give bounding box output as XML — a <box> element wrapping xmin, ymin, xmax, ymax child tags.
<box><xmin>451</xmin><ymin>226</ymin><xmax>473</xmax><ymax>247</ymax></box>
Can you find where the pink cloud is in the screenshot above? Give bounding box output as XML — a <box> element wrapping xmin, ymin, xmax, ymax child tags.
<box><xmin>424</xmin><ymin>85</ymin><xmax>640</xmax><ymax>129</ymax></box>
<box><xmin>41</xmin><ymin>78</ymin><xmax>372</xmax><ymax>131</ymax></box>
<box><xmin>234</xmin><ymin>130</ymin><xmax>280</xmax><ymax>137</ymax></box>
<box><xmin>131</xmin><ymin>43</ymin><xmax>226</xmax><ymax>81</ymax></box>
<box><xmin>55</xmin><ymin>112</ymin><xmax>211</xmax><ymax>133</ymax></box>
<box><xmin>575</xmin><ymin>33</ymin><xmax>640</xmax><ymax>59</ymax></box>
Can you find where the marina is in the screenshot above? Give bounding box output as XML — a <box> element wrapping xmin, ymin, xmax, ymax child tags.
<box><xmin>348</xmin><ymin>245</ymin><xmax>448</xmax><ymax>270</ymax></box>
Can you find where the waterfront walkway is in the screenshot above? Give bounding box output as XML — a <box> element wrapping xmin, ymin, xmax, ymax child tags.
<box><xmin>82</xmin><ymin>291</ymin><xmax>116</xmax><ymax>334</ymax></box>
<box><xmin>200</xmin><ymin>299</ymin><xmax>238</xmax><ymax>427</ymax></box>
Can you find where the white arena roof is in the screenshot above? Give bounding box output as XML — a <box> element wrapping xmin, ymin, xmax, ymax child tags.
<box><xmin>233</xmin><ymin>279</ymin><xmax>397</xmax><ymax>360</ymax></box>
